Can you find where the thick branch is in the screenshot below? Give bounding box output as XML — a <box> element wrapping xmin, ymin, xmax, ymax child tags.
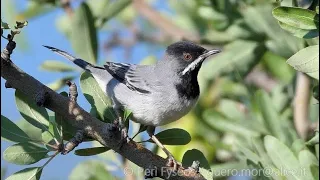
<box><xmin>1</xmin><ymin>51</ymin><xmax>204</xmax><ymax>180</ymax></box>
<box><xmin>294</xmin><ymin>72</ymin><xmax>311</xmax><ymax>140</ymax></box>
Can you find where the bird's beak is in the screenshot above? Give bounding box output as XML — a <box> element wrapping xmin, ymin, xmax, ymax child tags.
<box><xmin>201</xmin><ymin>49</ymin><xmax>221</xmax><ymax>59</ymax></box>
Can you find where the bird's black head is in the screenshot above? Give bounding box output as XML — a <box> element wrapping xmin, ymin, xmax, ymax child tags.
<box><xmin>165</xmin><ymin>41</ymin><xmax>220</xmax><ymax>75</ymax></box>
<box><xmin>164</xmin><ymin>41</ymin><xmax>221</xmax><ymax>99</ymax></box>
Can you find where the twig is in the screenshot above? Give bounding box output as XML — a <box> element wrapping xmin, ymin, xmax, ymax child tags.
<box><xmin>66</xmin><ymin>80</ymin><xmax>78</xmax><ymax>102</ymax></box>
<box><xmin>294</xmin><ymin>72</ymin><xmax>311</xmax><ymax>140</ymax></box>
<box><xmin>62</xmin><ymin>130</ymin><xmax>84</xmax><ymax>155</ymax></box>
<box><xmin>132</xmin><ymin>0</ymin><xmax>199</xmax><ymax>42</ymax></box>
<box><xmin>61</xmin><ymin>0</ymin><xmax>73</xmax><ymax>17</ymax></box>
<box><xmin>1</xmin><ymin>40</ymin><xmax>205</xmax><ymax>180</ymax></box>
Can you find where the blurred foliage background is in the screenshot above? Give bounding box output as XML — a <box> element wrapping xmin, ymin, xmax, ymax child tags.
<box><xmin>1</xmin><ymin>0</ymin><xmax>319</xmax><ymax>180</ymax></box>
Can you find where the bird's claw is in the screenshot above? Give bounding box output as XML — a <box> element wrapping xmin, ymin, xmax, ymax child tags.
<box><xmin>166</xmin><ymin>155</ymin><xmax>183</xmax><ymax>171</ymax></box>
<box><xmin>117</xmin><ymin>126</ymin><xmax>131</xmax><ymax>150</ymax></box>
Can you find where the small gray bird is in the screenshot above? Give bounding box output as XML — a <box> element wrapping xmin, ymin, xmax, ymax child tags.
<box><xmin>44</xmin><ymin>41</ymin><xmax>220</xmax><ymax>169</ymax></box>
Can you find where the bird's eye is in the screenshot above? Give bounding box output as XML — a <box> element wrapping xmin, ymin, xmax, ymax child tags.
<box><xmin>183</xmin><ymin>53</ymin><xmax>192</xmax><ymax>61</ymax></box>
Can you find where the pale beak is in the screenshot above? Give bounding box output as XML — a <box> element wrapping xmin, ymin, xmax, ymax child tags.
<box><xmin>201</xmin><ymin>49</ymin><xmax>221</xmax><ymax>59</ymax></box>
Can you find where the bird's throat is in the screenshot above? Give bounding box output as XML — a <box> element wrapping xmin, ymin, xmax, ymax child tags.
<box><xmin>175</xmin><ymin>67</ymin><xmax>200</xmax><ymax>100</ymax></box>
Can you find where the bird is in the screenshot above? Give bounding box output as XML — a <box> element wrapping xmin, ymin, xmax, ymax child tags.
<box><xmin>44</xmin><ymin>41</ymin><xmax>221</xmax><ymax>170</ymax></box>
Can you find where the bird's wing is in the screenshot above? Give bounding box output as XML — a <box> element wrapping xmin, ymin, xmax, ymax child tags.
<box><xmin>104</xmin><ymin>62</ymin><xmax>152</xmax><ymax>94</ymax></box>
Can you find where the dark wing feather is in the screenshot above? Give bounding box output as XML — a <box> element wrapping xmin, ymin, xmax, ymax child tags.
<box><xmin>104</xmin><ymin>62</ymin><xmax>151</xmax><ymax>93</ymax></box>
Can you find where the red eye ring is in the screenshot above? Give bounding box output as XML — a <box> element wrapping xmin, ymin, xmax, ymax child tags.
<box><xmin>183</xmin><ymin>53</ymin><xmax>192</xmax><ymax>61</ymax></box>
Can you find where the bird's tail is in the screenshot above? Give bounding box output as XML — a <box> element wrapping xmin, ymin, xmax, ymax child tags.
<box><xmin>43</xmin><ymin>45</ymin><xmax>95</xmax><ymax>72</ymax></box>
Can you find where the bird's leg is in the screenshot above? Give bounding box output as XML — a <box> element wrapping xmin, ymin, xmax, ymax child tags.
<box><xmin>114</xmin><ymin>110</ymin><xmax>130</xmax><ymax>149</ymax></box>
<box><xmin>147</xmin><ymin>126</ymin><xmax>182</xmax><ymax>171</ymax></box>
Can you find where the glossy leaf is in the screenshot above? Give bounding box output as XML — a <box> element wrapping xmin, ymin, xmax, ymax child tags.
<box><xmin>15</xmin><ymin>90</ymin><xmax>49</xmax><ymax>131</ymax></box>
<box><xmin>299</xmin><ymin>150</ymin><xmax>318</xmax><ymax>179</ymax></box>
<box><xmin>147</xmin><ymin>128</ymin><xmax>191</xmax><ymax>145</ymax></box>
<box><xmin>264</xmin><ymin>135</ymin><xmax>307</xmax><ymax>180</ymax></box>
<box><xmin>262</xmin><ymin>51</ymin><xmax>294</xmax><ymax>83</ymax></box>
<box><xmin>199</xmin><ymin>168</ymin><xmax>213</xmax><ymax>180</ymax></box>
<box><xmin>40</xmin><ymin>60</ymin><xmax>76</xmax><ymax>72</ymax></box>
<box><xmin>203</xmin><ymin>110</ymin><xmax>260</xmax><ymax>138</ymax></box>
<box><xmin>69</xmin><ymin>160</ymin><xmax>113</xmax><ymax>180</ymax></box>
<box><xmin>74</xmin><ymin>147</ymin><xmax>110</xmax><ymax>156</ymax></box>
<box><xmin>1</xmin><ymin>115</ymin><xmax>31</xmax><ymax>142</ymax></box>
<box><xmin>3</xmin><ymin>142</ymin><xmax>49</xmax><ymax>165</ymax></box>
<box><xmin>278</xmin><ymin>21</ymin><xmax>319</xmax><ymax>39</ymax></box>
<box><xmin>80</xmin><ymin>72</ymin><xmax>116</xmax><ymax>122</ymax></box>
<box><xmin>287</xmin><ymin>45</ymin><xmax>319</xmax><ymax>80</ymax></box>
<box><xmin>307</xmin><ymin>131</ymin><xmax>319</xmax><ymax>146</ymax></box>
<box><xmin>200</xmin><ymin>40</ymin><xmax>265</xmax><ymax>80</ymax></box>
<box><xmin>182</xmin><ymin>149</ymin><xmax>211</xmax><ymax>170</ymax></box>
<box><xmin>16</xmin><ymin>120</ymin><xmax>42</xmax><ymax>142</ymax></box>
<box><xmin>47</xmin><ymin>76</ymin><xmax>75</xmax><ymax>91</ymax></box>
<box><xmin>256</xmin><ymin>90</ymin><xmax>287</xmax><ymax>142</ymax></box>
<box><xmin>71</xmin><ymin>2</ymin><xmax>97</xmax><ymax>64</ymax></box>
<box><xmin>273</xmin><ymin>7</ymin><xmax>319</xmax><ymax>30</ymax></box>
<box><xmin>291</xmin><ymin>139</ymin><xmax>306</xmax><ymax>156</ymax></box>
<box><xmin>96</xmin><ymin>0</ymin><xmax>132</xmax><ymax>27</ymax></box>
<box><xmin>17</xmin><ymin>1</ymin><xmax>54</xmax><ymax>20</ymax></box>
<box><xmin>6</xmin><ymin>167</ymin><xmax>42</xmax><ymax>180</ymax></box>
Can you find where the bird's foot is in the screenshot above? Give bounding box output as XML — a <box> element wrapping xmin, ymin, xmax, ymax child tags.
<box><xmin>113</xmin><ymin>121</ymin><xmax>131</xmax><ymax>150</ymax></box>
<box><xmin>166</xmin><ymin>155</ymin><xmax>183</xmax><ymax>171</ymax></box>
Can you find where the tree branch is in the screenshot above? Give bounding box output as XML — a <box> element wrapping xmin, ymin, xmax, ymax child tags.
<box><xmin>1</xmin><ymin>42</ymin><xmax>205</xmax><ymax>180</ymax></box>
<box><xmin>294</xmin><ymin>72</ymin><xmax>311</xmax><ymax>140</ymax></box>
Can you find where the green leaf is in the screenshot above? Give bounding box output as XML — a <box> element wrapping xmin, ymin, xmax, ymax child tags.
<box><xmin>5</xmin><ymin>167</ymin><xmax>42</xmax><ymax>180</ymax></box>
<box><xmin>14</xmin><ymin>21</ymin><xmax>28</xmax><ymax>29</ymax></box>
<box><xmin>3</xmin><ymin>142</ymin><xmax>49</xmax><ymax>165</ymax></box>
<box><xmin>147</xmin><ymin>128</ymin><xmax>191</xmax><ymax>145</ymax></box>
<box><xmin>47</xmin><ymin>76</ymin><xmax>75</xmax><ymax>91</ymax></box>
<box><xmin>264</xmin><ymin>135</ymin><xmax>307</xmax><ymax>180</ymax></box>
<box><xmin>263</xmin><ymin>51</ymin><xmax>295</xmax><ymax>83</ymax></box>
<box><xmin>291</xmin><ymin>139</ymin><xmax>306</xmax><ymax>156</ymax></box>
<box><xmin>313</xmin><ymin>85</ymin><xmax>319</xmax><ymax>100</ymax></box>
<box><xmin>199</xmin><ymin>168</ymin><xmax>213</xmax><ymax>180</ymax></box>
<box><xmin>1</xmin><ymin>115</ymin><xmax>31</xmax><ymax>142</ymax></box>
<box><xmin>307</xmin><ymin>131</ymin><xmax>319</xmax><ymax>146</ymax></box>
<box><xmin>287</xmin><ymin>45</ymin><xmax>319</xmax><ymax>80</ymax></box>
<box><xmin>247</xmin><ymin>160</ymin><xmax>272</xmax><ymax>180</ymax></box>
<box><xmin>74</xmin><ymin>147</ymin><xmax>110</xmax><ymax>156</ymax></box>
<box><xmin>311</xmin><ymin>164</ymin><xmax>319</xmax><ymax>180</ymax></box>
<box><xmin>96</xmin><ymin>0</ymin><xmax>132</xmax><ymax>28</ymax></box>
<box><xmin>200</xmin><ymin>40</ymin><xmax>265</xmax><ymax>80</ymax></box>
<box><xmin>15</xmin><ymin>90</ymin><xmax>49</xmax><ymax>131</ymax></box>
<box><xmin>16</xmin><ymin>119</ymin><xmax>42</xmax><ymax>142</ymax></box>
<box><xmin>210</xmin><ymin>162</ymin><xmax>245</xmax><ymax>178</ymax></box>
<box><xmin>69</xmin><ymin>160</ymin><xmax>113</xmax><ymax>180</ymax></box>
<box><xmin>71</xmin><ymin>2</ymin><xmax>97</xmax><ymax>64</ymax></box>
<box><xmin>273</xmin><ymin>7</ymin><xmax>319</xmax><ymax>30</ymax></box>
<box><xmin>1</xmin><ymin>20</ymin><xmax>10</xmax><ymax>29</ymax></box>
<box><xmin>182</xmin><ymin>149</ymin><xmax>211</xmax><ymax>170</ymax></box>
<box><xmin>123</xmin><ymin>109</ymin><xmax>132</xmax><ymax>121</ymax></box>
<box><xmin>256</xmin><ymin>90</ymin><xmax>287</xmax><ymax>142</ymax></box>
<box><xmin>17</xmin><ymin>1</ymin><xmax>54</xmax><ymax>20</ymax></box>
<box><xmin>203</xmin><ymin>110</ymin><xmax>261</xmax><ymax>138</ymax></box>
<box><xmin>80</xmin><ymin>72</ymin><xmax>116</xmax><ymax>122</ymax></box>
<box><xmin>278</xmin><ymin>21</ymin><xmax>319</xmax><ymax>39</ymax></box>
<box><xmin>39</xmin><ymin>60</ymin><xmax>76</xmax><ymax>72</ymax></box>
<box><xmin>299</xmin><ymin>150</ymin><xmax>319</xmax><ymax>179</ymax></box>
